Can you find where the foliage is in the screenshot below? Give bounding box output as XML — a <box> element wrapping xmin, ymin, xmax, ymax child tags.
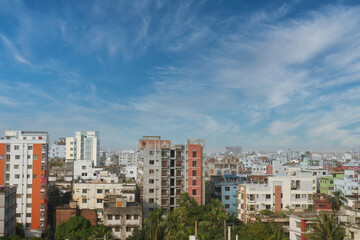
<box><xmin>50</xmin><ymin>161</ymin><xmax>63</xmax><ymax>167</ymax></box>
<box><xmin>55</xmin><ymin>216</ymin><xmax>92</xmax><ymax>240</ymax></box>
<box><xmin>16</xmin><ymin>222</ymin><xmax>25</xmax><ymax>238</ymax></box>
<box><xmin>328</xmin><ymin>190</ymin><xmax>348</xmax><ymax>211</ymax></box>
<box><xmin>128</xmin><ymin>192</ymin><xmax>289</xmax><ymax>240</ymax></box>
<box><xmin>259</xmin><ymin>209</ymin><xmax>274</xmax><ymax>216</ymax></box>
<box><xmin>205</xmin><ymin>180</ymin><xmax>211</xmax><ymax>204</ymax></box>
<box><xmin>306</xmin><ymin>213</ymin><xmax>346</xmax><ymax>240</ymax></box>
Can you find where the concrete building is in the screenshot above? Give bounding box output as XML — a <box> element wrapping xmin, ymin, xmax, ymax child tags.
<box><xmin>119</xmin><ymin>150</ymin><xmax>137</xmax><ymax>166</ymax></box>
<box><xmin>55</xmin><ymin>201</ymin><xmax>97</xmax><ymax>227</ymax></box>
<box><xmin>0</xmin><ymin>130</ymin><xmax>48</xmax><ymax>237</ymax></box>
<box><xmin>289</xmin><ymin>212</ymin><xmax>317</xmax><ymax>240</ymax></box>
<box><xmin>103</xmin><ymin>196</ymin><xmax>142</xmax><ymax>240</ymax></box>
<box><xmin>125</xmin><ymin>166</ymin><xmax>137</xmax><ymax>180</ymax></box>
<box><xmin>0</xmin><ymin>186</ymin><xmax>17</xmax><ymax>237</ymax></box>
<box><xmin>66</xmin><ymin>131</ymin><xmax>100</xmax><ymax>166</ymax></box>
<box><xmin>319</xmin><ymin>176</ymin><xmax>334</xmax><ymax>195</ymax></box>
<box><xmin>334</xmin><ymin>169</ymin><xmax>360</xmax><ymax>196</ymax></box>
<box><xmin>137</xmin><ymin>136</ymin><xmax>205</xmax><ymax>217</ymax></box>
<box><xmin>339</xmin><ymin>203</ymin><xmax>360</xmax><ymax>240</ymax></box>
<box><xmin>225</xmin><ymin>146</ymin><xmax>242</xmax><ymax>155</ymax></box>
<box><xmin>221</xmin><ymin>182</ymin><xmax>239</xmax><ymax>216</ymax></box>
<box><xmin>49</xmin><ymin>138</ymin><xmax>66</xmax><ymax>159</ymax></box>
<box><xmin>72</xmin><ymin>182</ymin><xmax>136</xmax><ymax>222</ymax></box>
<box><xmin>238</xmin><ymin>170</ymin><xmax>316</xmax><ymax>222</ymax></box>
<box><xmin>73</xmin><ymin>159</ymin><xmax>103</xmax><ymax>181</ymax></box>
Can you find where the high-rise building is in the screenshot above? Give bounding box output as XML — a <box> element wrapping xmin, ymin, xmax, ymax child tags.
<box><xmin>137</xmin><ymin>136</ymin><xmax>205</xmax><ymax>217</ymax></box>
<box><xmin>0</xmin><ymin>130</ymin><xmax>48</xmax><ymax>237</ymax></box>
<box><xmin>66</xmin><ymin>131</ymin><xmax>100</xmax><ymax>166</ymax></box>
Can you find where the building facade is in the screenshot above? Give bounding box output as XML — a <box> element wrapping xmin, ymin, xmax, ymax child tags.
<box><xmin>0</xmin><ymin>186</ymin><xmax>16</xmax><ymax>237</ymax></box>
<box><xmin>237</xmin><ymin>170</ymin><xmax>316</xmax><ymax>222</ymax></box>
<box><xmin>137</xmin><ymin>136</ymin><xmax>205</xmax><ymax>217</ymax></box>
<box><xmin>0</xmin><ymin>130</ymin><xmax>48</xmax><ymax>237</ymax></box>
<box><xmin>66</xmin><ymin>131</ymin><xmax>100</xmax><ymax>166</ymax></box>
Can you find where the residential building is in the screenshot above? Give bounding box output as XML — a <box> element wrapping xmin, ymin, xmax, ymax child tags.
<box><xmin>319</xmin><ymin>176</ymin><xmax>334</xmax><ymax>195</ymax></box>
<box><xmin>289</xmin><ymin>212</ymin><xmax>317</xmax><ymax>240</ymax></box>
<box><xmin>73</xmin><ymin>159</ymin><xmax>103</xmax><ymax>181</ymax></box>
<box><xmin>225</xmin><ymin>146</ymin><xmax>242</xmax><ymax>155</ymax></box>
<box><xmin>313</xmin><ymin>193</ymin><xmax>332</xmax><ymax>211</ymax></box>
<box><xmin>238</xmin><ymin>170</ymin><xmax>316</xmax><ymax>222</ymax></box>
<box><xmin>338</xmin><ymin>202</ymin><xmax>360</xmax><ymax>240</ymax></box>
<box><xmin>119</xmin><ymin>150</ymin><xmax>137</xmax><ymax>166</ymax></box>
<box><xmin>49</xmin><ymin>138</ymin><xmax>66</xmax><ymax>159</ymax></box>
<box><xmin>334</xmin><ymin>169</ymin><xmax>359</xmax><ymax>196</ymax></box>
<box><xmin>66</xmin><ymin>131</ymin><xmax>100</xmax><ymax>166</ymax></box>
<box><xmin>103</xmin><ymin>196</ymin><xmax>142</xmax><ymax>240</ymax></box>
<box><xmin>221</xmin><ymin>182</ymin><xmax>239</xmax><ymax>216</ymax></box>
<box><xmin>137</xmin><ymin>136</ymin><xmax>205</xmax><ymax>217</ymax></box>
<box><xmin>0</xmin><ymin>130</ymin><xmax>48</xmax><ymax>237</ymax></box>
<box><xmin>72</xmin><ymin>182</ymin><xmax>136</xmax><ymax>222</ymax></box>
<box><xmin>125</xmin><ymin>166</ymin><xmax>137</xmax><ymax>180</ymax></box>
<box><xmin>0</xmin><ymin>186</ymin><xmax>16</xmax><ymax>237</ymax></box>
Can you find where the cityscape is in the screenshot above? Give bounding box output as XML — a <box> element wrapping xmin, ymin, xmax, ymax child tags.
<box><xmin>1</xmin><ymin>0</ymin><xmax>360</xmax><ymax>240</ymax></box>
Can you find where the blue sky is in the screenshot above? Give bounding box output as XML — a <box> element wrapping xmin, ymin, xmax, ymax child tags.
<box><xmin>1</xmin><ymin>0</ymin><xmax>360</xmax><ymax>151</ymax></box>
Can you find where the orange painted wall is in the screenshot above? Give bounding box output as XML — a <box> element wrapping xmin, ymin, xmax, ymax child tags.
<box><xmin>31</xmin><ymin>144</ymin><xmax>46</xmax><ymax>229</ymax></box>
<box><xmin>0</xmin><ymin>143</ymin><xmax>5</xmax><ymax>185</ymax></box>
<box><xmin>187</xmin><ymin>144</ymin><xmax>202</xmax><ymax>205</ymax></box>
<box><xmin>275</xmin><ymin>185</ymin><xmax>282</xmax><ymax>212</ymax></box>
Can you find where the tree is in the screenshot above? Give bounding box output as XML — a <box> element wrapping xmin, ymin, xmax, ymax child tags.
<box><xmin>328</xmin><ymin>190</ymin><xmax>348</xmax><ymax>211</ymax></box>
<box><xmin>90</xmin><ymin>224</ymin><xmax>114</xmax><ymax>240</ymax></box>
<box><xmin>177</xmin><ymin>192</ymin><xmax>198</xmax><ymax>208</ymax></box>
<box><xmin>55</xmin><ymin>216</ymin><xmax>92</xmax><ymax>240</ymax></box>
<box><xmin>126</xmin><ymin>228</ymin><xmax>145</xmax><ymax>240</ymax></box>
<box><xmin>15</xmin><ymin>222</ymin><xmax>25</xmax><ymax>238</ymax></box>
<box><xmin>144</xmin><ymin>208</ymin><xmax>165</xmax><ymax>240</ymax></box>
<box><xmin>306</xmin><ymin>213</ymin><xmax>346</xmax><ymax>240</ymax></box>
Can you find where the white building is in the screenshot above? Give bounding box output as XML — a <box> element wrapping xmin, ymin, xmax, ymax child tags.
<box><xmin>125</xmin><ymin>166</ymin><xmax>137</xmax><ymax>180</ymax></box>
<box><xmin>66</xmin><ymin>131</ymin><xmax>100</xmax><ymax>166</ymax></box>
<box><xmin>119</xmin><ymin>150</ymin><xmax>137</xmax><ymax>166</ymax></box>
<box><xmin>73</xmin><ymin>160</ymin><xmax>103</xmax><ymax>181</ymax></box>
<box><xmin>238</xmin><ymin>170</ymin><xmax>316</xmax><ymax>222</ymax></box>
<box><xmin>334</xmin><ymin>169</ymin><xmax>359</xmax><ymax>196</ymax></box>
<box><xmin>49</xmin><ymin>138</ymin><xmax>66</xmax><ymax>158</ymax></box>
<box><xmin>72</xmin><ymin>182</ymin><xmax>136</xmax><ymax>221</ymax></box>
<box><xmin>0</xmin><ymin>130</ymin><xmax>48</xmax><ymax>237</ymax></box>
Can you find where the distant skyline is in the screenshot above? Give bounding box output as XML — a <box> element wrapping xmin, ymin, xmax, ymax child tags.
<box><xmin>1</xmin><ymin>0</ymin><xmax>360</xmax><ymax>151</ymax></box>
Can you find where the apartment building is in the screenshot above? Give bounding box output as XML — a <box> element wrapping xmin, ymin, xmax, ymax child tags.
<box><xmin>0</xmin><ymin>130</ymin><xmax>48</xmax><ymax>237</ymax></box>
<box><xmin>137</xmin><ymin>136</ymin><xmax>205</xmax><ymax>217</ymax></box>
<box><xmin>334</xmin><ymin>169</ymin><xmax>360</xmax><ymax>196</ymax></box>
<box><xmin>237</xmin><ymin>170</ymin><xmax>316</xmax><ymax>222</ymax></box>
<box><xmin>49</xmin><ymin>138</ymin><xmax>66</xmax><ymax>159</ymax></box>
<box><xmin>72</xmin><ymin>182</ymin><xmax>136</xmax><ymax>222</ymax></box>
<box><xmin>119</xmin><ymin>150</ymin><xmax>137</xmax><ymax>166</ymax></box>
<box><xmin>0</xmin><ymin>186</ymin><xmax>17</xmax><ymax>237</ymax></box>
<box><xmin>103</xmin><ymin>196</ymin><xmax>142</xmax><ymax>240</ymax></box>
<box><xmin>66</xmin><ymin>131</ymin><xmax>100</xmax><ymax>166</ymax></box>
<box><xmin>73</xmin><ymin>159</ymin><xmax>103</xmax><ymax>181</ymax></box>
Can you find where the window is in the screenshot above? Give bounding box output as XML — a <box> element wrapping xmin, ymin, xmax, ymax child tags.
<box><xmin>16</xmin><ymin>194</ymin><xmax>21</xmax><ymax>198</ymax></box>
<box><xmin>28</xmin><ymin>165</ymin><xmax>32</xmax><ymax>169</ymax></box>
<box><xmin>192</xmin><ymin>151</ymin><xmax>197</xmax><ymax>157</ymax></box>
<box><xmin>97</xmin><ymin>199</ymin><xmax>103</xmax><ymax>203</ymax></box>
<box><xmin>134</xmin><ymin>215</ymin><xmax>138</xmax><ymax>220</ymax></box>
<box><xmin>126</xmin><ymin>227</ymin><xmax>131</xmax><ymax>232</ymax></box>
<box><xmin>149</xmin><ymin>189</ymin><xmax>154</xmax><ymax>193</ymax></box>
<box><xmin>26</xmin><ymin>203</ymin><xmax>31</xmax><ymax>208</ymax></box>
<box><xmin>108</xmin><ymin>215</ymin><xmax>112</xmax><ymax>220</ymax></box>
<box><xmin>149</xmin><ymin>160</ymin><xmax>154</xmax><ymax>165</ymax></box>
<box><xmin>192</xmin><ymin>170</ymin><xmax>197</xmax><ymax>176</ymax></box>
<box><xmin>27</xmin><ymin>194</ymin><xmax>32</xmax><ymax>198</ymax></box>
<box><xmin>15</xmin><ymin>174</ymin><xmax>20</xmax><ymax>179</ymax></box>
<box><xmin>149</xmin><ymin>198</ymin><xmax>154</xmax><ymax>202</ymax></box>
<box><xmin>225</xmin><ymin>204</ymin><xmax>230</xmax><ymax>208</ymax></box>
<box><xmin>149</xmin><ymin>151</ymin><xmax>154</xmax><ymax>155</ymax></box>
<box><xmin>225</xmin><ymin>187</ymin><xmax>230</xmax><ymax>191</ymax></box>
<box><xmin>105</xmin><ymin>189</ymin><xmax>109</xmax><ymax>193</ymax></box>
<box><xmin>192</xmin><ymin>179</ymin><xmax>196</xmax><ymax>185</ymax></box>
<box><xmin>34</xmin><ymin>155</ymin><xmax>38</xmax><ymax>160</ymax></box>
<box><xmin>26</xmin><ymin>213</ymin><xmax>31</xmax><ymax>217</ymax></box>
<box><xmin>114</xmin><ymin>227</ymin><xmax>120</xmax><ymax>232</ymax></box>
<box><xmin>192</xmin><ymin>161</ymin><xmax>197</xmax><ymax>167</ymax></box>
<box><xmin>5</xmin><ymin>164</ymin><xmax>10</xmax><ymax>171</ymax></box>
<box><xmin>14</xmin><ymin>164</ymin><xmax>20</xmax><ymax>169</ymax></box>
<box><xmin>192</xmin><ymin>189</ymin><xmax>197</xmax><ymax>195</ymax></box>
<box><xmin>225</xmin><ymin>195</ymin><xmax>230</xmax><ymax>200</ymax></box>
<box><xmin>82</xmin><ymin>199</ymin><xmax>87</xmax><ymax>203</ymax></box>
<box><xmin>82</xmin><ymin>166</ymin><xmax>86</xmax><ymax>170</ymax></box>
<box><xmin>82</xmin><ymin>173</ymin><xmax>87</xmax><ymax>176</ymax></box>
<box><xmin>149</xmin><ymin>179</ymin><xmax>154</xmax><ymax>184</ymax></box>
<box><xmin>126</xmin><ymin>215</ymin><xmax>131</xmax><ymax>220</ymax></box>
<box><xmin>82</xmin><ymin>189</ymin><xmax>87</xmax><ymax>193</ymax></box>
<box><xmin>27</xmin><ymin>184</ymin><xmax>32</xmax><ymax>188</ymax></box>
<box><xmin>27</xmin><ymin>174</ymin><xmax>30</xmax><ymax>179</ymax></box>
<box><xmin>15</xmin><ymin>155</ymin><xmax>20</xmax><ymax>160</ymax></box>
<box><xmin>28</xmin><ymin>146</ymin><xmax>33</xmax><ymax>150</ymax></box>
<box><xmin>0</xmin><ymin>155</ymin><xmax>3</xmax><ymax>160</ymax></box>
<box><xmin>149</xmin><ymin>169</ymin><xmax>154</xmax><ymax>174</ymax></box>
<box><xmin>115</xmin><ymin>215</ymin><xmax>120</xmax><ymax>220</ymax></box>
<box><xmin>97</xmin><ymin>189</ymin><xmax>103</xmax><ymax>194</ymax></box>
<box><xmin>33</xmin><ymin>174</ymin><xmax>37</xmax><ymax>179</ymax></box>
<box><xmin>266</xmin><ymin>194</ymin><xmax>271</xmax><ymax>199</ymax></box>
<box><xmin>14</xmin><ymin>145</ymin><xmax>19</xmax><ymax>150</ymax></box>
<box><xmin>296</xmin><ymin>221</ymin><xmax>301</xmax><ymax>228</ymax></box>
